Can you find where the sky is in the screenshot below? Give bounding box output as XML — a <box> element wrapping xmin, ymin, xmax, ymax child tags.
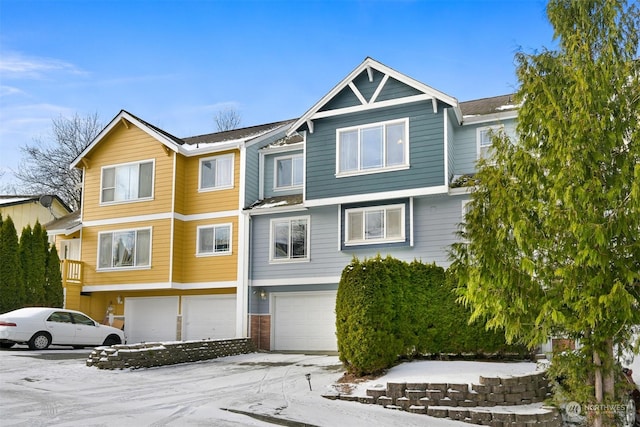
<box><xmin>0</xmin><ymin>0</ymin><xmax>555</xmax><ymax>190</ymax></box>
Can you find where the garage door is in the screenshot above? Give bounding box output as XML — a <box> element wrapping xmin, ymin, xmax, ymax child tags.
<box><xmin>272</xmin><ymin>291</ymin><xmax>337</xmax><ymax>352</ymax></box>
<box><xmin>182</xmin><ymin>295</ymin><xmax>236</xmax><ymax>341</ymax></box>
<box><xmin>124</xmin><ymin>297</ymin><xmax>179</xmax><ymax>344</ymax></box>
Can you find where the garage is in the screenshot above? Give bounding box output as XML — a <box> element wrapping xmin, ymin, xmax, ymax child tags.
<box><xmin>124</xmin><ymin>297</ymin><xmax>179</xmax><ymax>344</ymax></box>
<box><xmin>271</xmin><ymin>291</ymin><xmax>337</xmax><ymax>352</ymax></box>
<box><xmin>181</xmin><ymin>295</ymin><xmax>236</xmax><ymax>340</ymax></box>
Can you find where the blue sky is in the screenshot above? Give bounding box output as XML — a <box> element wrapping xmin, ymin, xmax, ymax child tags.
<box><xmin>0</xmin><ymin>0</ymin><xmax>554</xmax><ymax>190</ymax></box>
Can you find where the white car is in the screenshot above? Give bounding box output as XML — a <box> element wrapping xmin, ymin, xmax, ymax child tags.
<box><xmin>0</xmin><ymin>307</ymin><xmax>125</xmax><ymax>350</ymax></box>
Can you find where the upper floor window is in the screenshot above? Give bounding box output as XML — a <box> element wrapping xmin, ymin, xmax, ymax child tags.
<box><xmin>101</xmin><ymin>160</ymin><xmax>154</xmax><ymax>204</ymax></box>
<box><xmin>200</xmin><ymin>154</ymin><xmax>234</xmax><ymax>191</ymax></box>
<box><xmin>270</xmin><ymin>216</ymin><xmax>309</xmax><ymax>262</ymax></box>
<box><xmin>196</xmin><ymin>224</ymin><xmax>232</xmax><ymax>256</ymax></box>
<box><xmin>98</xmin><ymin>228</ymin><xmax>151</xmax><ymax>270</ymax></box>
<box><xmin>337</xmin><ymin>119</ymin><xmax>409</xmax><ymax>176</ymax></box>
<box><xmin>345</xmin><ymin>204</ymin><xmax>405</xmax><ymax>245</ymax></box>
<box><xmin>477</xmin><ymin>125</ymin><xmax>502</xmax><ymax>160</ymax></box>
<box><xmin>274</xmin><ymin>154</ymin><xmax>303</xmax><ymax>190</ymax></box>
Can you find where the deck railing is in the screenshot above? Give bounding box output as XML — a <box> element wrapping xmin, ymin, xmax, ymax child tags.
<box><xmin>60</xmin><ymin>259</ymin><xmax>83</xmax><ymax>285</ymax></box>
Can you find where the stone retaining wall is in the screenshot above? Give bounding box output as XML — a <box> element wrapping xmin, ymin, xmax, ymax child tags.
<box><xmin>324</xmin><ymin>371</ymin><xmax>562</xmax><ymax>426</ymax></box>
<box><xmin>86</xmin><ymin>338</ymin><xmax>256</xmax><ymax>370</ymax></box>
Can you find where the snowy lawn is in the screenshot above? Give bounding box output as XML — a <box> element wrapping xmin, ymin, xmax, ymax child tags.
<box><xmin>1</xmin><ymin>345</ymin><xmax>638</xmax><ymax>427</ymax></box>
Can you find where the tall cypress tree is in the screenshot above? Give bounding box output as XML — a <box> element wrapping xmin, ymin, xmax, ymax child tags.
<box><xmin>45</xmin><ymin>244</ymin><xmax>64</xmax><ymax>308</ymax></box>
<box><xmin>0</xmin><ymin>216</ymin><xmax>24</xmax><ymax>312</ymax></box>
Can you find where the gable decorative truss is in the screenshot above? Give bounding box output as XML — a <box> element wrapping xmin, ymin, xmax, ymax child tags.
<box><xmin>287</xmin><ymin>57</ymin><xmax>463</xmax><ymax>136</ymax></box>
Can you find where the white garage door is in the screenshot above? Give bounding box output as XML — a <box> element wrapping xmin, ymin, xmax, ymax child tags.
<box><xmin>124</xmin><ymin>297</ymin><xmax>179</xmax><ymax>344</ymax></box>
<box><xmin>272</xmin><ymin>291</ymin><xmax>337</xmax><ymax>352</ymax></box>
<box><xmin>182</xmin><ymin>295</ymin><xmax>236</xmax><ymax>341</ymax></box>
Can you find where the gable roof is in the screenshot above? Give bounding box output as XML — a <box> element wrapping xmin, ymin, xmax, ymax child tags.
<box><xmin>71</xmin><ymin>111</ymin><xmax>294</xmax><ymax>168</ymax></box>
<box><xmin>44</xmin><ymin>210</ymin><xmax>81</xmax><ymax>236</ymax></box>
<box><xmin>0</xmin><ymin>194</ymin><xmax>72</xmax><ymax>213</ymax></box>
<box><xmin>288</xmin><ymin>57</ymin><xmax>462</xmax><ymax>136</ymax></box>
<box><xmin>460</xmin><ymin>94</ymin><xmax>519</xmax><ymax>124</ymax></box>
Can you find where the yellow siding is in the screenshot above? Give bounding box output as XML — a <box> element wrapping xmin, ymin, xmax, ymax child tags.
<box><xmin>81</xmin><ymin>123</ymin><xmax>175</xmax><ymax>221</ymax></box>
<box><xmin>177</xmin><ymin>218</ymin><xmax>239</xmax><ymax>283</ymax></box>
<box><xmin>181</xmin><ymin>150</ymin><xmax>240</xmax><ymax>215</ymax></box>
<box><xmin>173</xmin><ymin>155</ymin><xmax>186</xmax><ymax>214</ymax></box>
<box><xmin>171</xmin><ymin>219</ymin><xmax>184</xmax><ymax>282</ymax></box>
<box><xmin>1</xmin><ymin>202</ymin><xmax>65</xmax><ymax>235</ymax></box>
<box><xmin>81</xmin><ymin>219</ymin><xmax>171</xmax><ymax>285</ymax></box>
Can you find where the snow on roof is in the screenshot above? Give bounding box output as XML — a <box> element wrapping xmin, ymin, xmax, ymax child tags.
<box><xmin>0</xmin><ymin>196</ymin><xmax>36</xmax><ymax>206</ymax></box>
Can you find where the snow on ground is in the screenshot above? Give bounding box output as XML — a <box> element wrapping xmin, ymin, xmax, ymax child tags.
<box><xmin>0</xmin><ymin>346</ymin><xmax>638</xmax><ymax>427</ymax></box>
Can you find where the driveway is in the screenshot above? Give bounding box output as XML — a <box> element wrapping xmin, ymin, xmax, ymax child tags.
<box><xmin>0</xmin><ymin>345</ymin><xmax>468</xmax><ymax>427</ymax></box>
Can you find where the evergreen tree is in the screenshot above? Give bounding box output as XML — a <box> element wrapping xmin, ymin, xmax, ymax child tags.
<box><xmin>20</xmin><ymin>224</ymin><xmax>46</xmax><ymax>306</ymax></box>
<box><xmin>0</xmin><ymin>216</ymin><xmax>24</xmax><ymax>312</ymax></box>
<box><xmin>45</xmin><ymin>244</ymin><xmax>63</xmax><ymax>308</ymax></box>
<box><xmin>449</xmin><ymin>0</ymin><xmax>640</xmax><ymax>423</ymax></box>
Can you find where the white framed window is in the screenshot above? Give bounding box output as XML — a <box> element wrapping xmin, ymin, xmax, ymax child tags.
<box><xmin>199</xmin><ymin>154</ymin><xmax>234</xmax><ymax>191</ymax></box>
<box><xmin>345</xmin><ymin>204</ymin><xmax>405</xmax><ymax>245</ymax></box>
<box><xmin>97</xmin><ymin>227</ymin><xmax>151</xmax><ymax>270</ymax></box>
<box><xmin>100</xmin><ymin>160</ymin><xmax>154</xmax><ymax>204</ymax></box>
<box><xmin>196</xmin><ymin>223</ymin><xmax>232</xmax><ymax>256</ymax></box>
<box><xmin>274</xmin><ymin>154</ymin><xmax>303</xmax><ymax>190</ymax></box>
<box><xmin>336</xmin><ymin>118</ymin><xmax>409</xmax><ymax>176</ymax></box>
<box><xmin>477</xmin><ymin>125</ymin><xmax>502</xmax><ymax>160</ymax></box>
<box><xmin>270</xmin><ymin>216</ymin><xmax>309</xmax><ymax>262</ymax></box>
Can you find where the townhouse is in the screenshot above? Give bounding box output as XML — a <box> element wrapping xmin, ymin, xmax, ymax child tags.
<box><xmin>50</xmin><ymin>58</ymin><xmax>516</xmax><ymax>350</ymax></box>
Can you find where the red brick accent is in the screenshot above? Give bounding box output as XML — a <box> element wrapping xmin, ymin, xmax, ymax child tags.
<box><xmin>250</xmin><ymin>315</ymin><xmax>271</xmax><ymax>351</ymax></box>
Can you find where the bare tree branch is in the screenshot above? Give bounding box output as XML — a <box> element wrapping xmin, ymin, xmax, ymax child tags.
<box><xmin>214</xmin><ymin>107</ymin><xmax>242</xmax><ymax>131</ymax></box>
<box><xmin>15</xmin><ymin>112</ymin><xmax>102</xmax><ymax>211</ymax></box>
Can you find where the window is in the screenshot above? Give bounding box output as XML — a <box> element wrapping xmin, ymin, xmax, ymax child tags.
<box><xmin>270</xmin><ymin>217</ymin><xmax>309</xmax><ymax>262</ymax></box>
<box><xmin>200</xmin><ymin>154</ymin><xmax>234</xmax><ymax>191</ymax></box>
<box><xmin>101</xmin><ymin>160</ymin><xmax>153</xmax><ymax>203</ymax></box>
<box><xmin>337</xmin><ymin>119</ymin><xmax>408</xmax><ymax>175</ymax></box>
<box><xmin>477</xmin><ymin>126</ymin><xmax>502</xmax><ymax>160</ymax></box>
<box><xmin>196</xmin><ymin>224</ymin><xmax>232</xmax><ymax>256</ymax></box>
<box><xmin>345</xmin><ymin>204</ymin><xmax>405</xmax><ymax>245</ymax></box>
<box><xmin>98</xmin><ymin>228</ymin><xmax>151</xmax><ymax>269</ymax></box>
<box><xmin>274</xmin><ymin>154</ymin><xmax>303</xmax><ymax>189</ymax></box>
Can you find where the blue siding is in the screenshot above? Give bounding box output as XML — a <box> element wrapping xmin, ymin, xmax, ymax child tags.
<box><xmin>376</xmin><ymin>76</ymin><xmax>423</xmax><ymax>102</ymax></box>
<box><xmin>452</xmin><ymin>119</ymin><xmax>517</xmax><ymax>177</ymax></box>
<box><xmin>263</xmin><ymin>149</ymin><xmax>304</xmax><ymax>198</ymax></box>
<box><xmin>306</xmin><ymin>101</ymin><xmax>446</xmax><ymax>200</ymax></box>
<box><xmin>244</xmin><ymin>130</ymin><xmax>290</xmax><ymax>207</ymax></box>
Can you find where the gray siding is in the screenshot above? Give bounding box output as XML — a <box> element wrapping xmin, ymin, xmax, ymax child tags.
<box><xmin>306</xmin><ymin>101</ymin><xmax>446</xmax><ymax>200</ymax></box>
<box><xmin>452</xmin><ymin>119</ymin><xmax>517</xmax><ymax>176</ymax></box>
<box><xmin>263</xmin><ymin>149</ymin><xmax>304</xmax><ymax>198</ymax></box>
<box><xmin>244</xmin><ymin>130</ymin><xmax>292</xmax><ymax>207</ymax></box>
<box><xmin>249</xmin><ymin>194</ymin><xmax>468</xmax><ymax>284</ymax></box>
<box><xmin>446</xmin><ymin>108</ymin><xmax>456</xmax><ymax>182</ymax></box>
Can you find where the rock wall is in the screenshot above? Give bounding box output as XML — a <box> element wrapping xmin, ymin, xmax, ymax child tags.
<box><xmin>86</xmin><ymin>338</ymin><xmax>256</xmax><ymax>370</ymax></box>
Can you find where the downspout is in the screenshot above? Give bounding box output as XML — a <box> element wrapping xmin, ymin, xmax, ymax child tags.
<box><xmin>236</xmin><ymin>144</ymin><xmax>249</xmax><ymax>338</ymax></box>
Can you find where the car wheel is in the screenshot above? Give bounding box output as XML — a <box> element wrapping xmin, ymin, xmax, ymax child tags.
<box><xmin>28</xmin><ymin>332</ymin><xmax>51</xmax><ymax>350</ymax></box>
<box><xmin>102</xmin><ymin>335</ymin><xmax>121</xmax><ymax>346</ymax></box>
<box><xmin>0</xmin><ymin>342</ymin><xmax>15</xmax><ymax>349</ymax></box>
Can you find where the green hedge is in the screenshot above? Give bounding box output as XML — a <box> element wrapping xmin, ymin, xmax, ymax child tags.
<box><xmin>336</xmin><ymin>255</ymin><xmax>526</xmax><ymax>375</ymax></box>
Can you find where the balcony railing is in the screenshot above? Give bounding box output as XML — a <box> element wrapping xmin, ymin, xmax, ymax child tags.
<box><xmin>61</xmin><ymin>259</ymin><xmax>83</xmax><ymax>285</ymax></box>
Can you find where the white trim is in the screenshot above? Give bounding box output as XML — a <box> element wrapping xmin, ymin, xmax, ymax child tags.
<box><xmin>409</xmin><ymin>197</ymin><xmax>414</xmax><ymax>247</ymax></box>
<box><xmin>258</xmin><ymin>150</ymin><xmax>265</xmax><ymax>199</ymax></box>
<box><xmin>303</xmin><ymin>185</ymin><xmax>449</xmax><ymax>207</ymax></box>
<box><xmin>82</xmin><ymin>281</ymin><xmax>238</xmax><ymax>292</ymax></box>
<box><xmin>369</xmin><ymin>74</ymin><xmax>389</xmax><ymax>104</ymax></box>
<box><xmin>269</xmin><ymin>215</ymin><xmax>311</xmax><ymax>263</ymax></box>
<box><xmin>348</xmin><ymin>81</ymin><xmax>367</xmax><ymax>105</ymax></box>
<box><xmin>169</xmin><ymin>152</ymin><xmax>177</xmax><ymax>285</ymax></box>
<box><xmin>336</xmin><ymin>118</ymin><xmax>409</xmax><ymax>177</ymax></box>
<box><xmin>337</xmin><ymin>204</ymin><xmax>342</xmax><ymax>251</ymax></box>
<box><xmin>248</xmin><ymin>205</ymin><xmax>308</xmax><ymax>216</ymax></box>
<box><xmin>82</xmin><ymin>212</ymin><xmax>173</xmax><ymax>227</ymax></box>
<box><xmin>198</xmin><ymin>153</ymin><xmax>235</xmax><ymax>192</ymax></box>
<box><xmin>287</xmin><ymin>57</ymin><xmax>461</xmax><ymax>136</ymax></box>
<box><xmin>302</xmin><ymin>131</ymin><xmax>308</xmax><ymax>202</ymax></box>
<box><xmin>99</xmin><ymin>158</ymin><xmax>155</xmax><ymax>206</ymax></box>
<box><xmin>237</xmin><ymin>212</ymin><xmax>250</xmax><ymax>338</ymax></box>
<box><xmin>178</xmin><ymin>211</ymin><xmax>239</xmax><ymax>222</ymax></box>
<box><xmin>260</xmin><ymin>141</ymin><xmax>304</xmax><ymax>154</ymax></box>
<box><xmin>444</xmin><ymin>109</ymin><xmax>449</xmax><ymax>186</ymax></box>
<box><xmin>449</xmin><ymin>186</ymin><xmax>474</xmax><ymax>196</ymax></box>
<box><xmin>195</xmin><ymin>223</ymin><xmax>233</xmax><ymax>256</ymax></box>
<box><xmin>344</xmin><ymin>203</ymin><xmax>405</xmax><ymax>246</ymax></box>
<box><xmin>251</xmin><ymin>276</ymin><xmax>340</xmax><ymax>287</ymax></box>
<box><xmin>463</xmin><ymin>111</ymin><xmax>517</xmax><ymax>125</ymax></box>
<box><xmin>96</xmin><ymin>226</ymin><xmax>153</xmax><ymax>271</ymax></box>
<box><xmin>476</xmin><ymin>124</ymin><xmax>503</xmax><ymax>160</ymax></box>
<box><xmin>313</xmin><ymin>94</ymin><xmax>432</xmax><ymax>120</ymax></box>
<box><xmin>273</xmin><ymin>153</ymin><xmax>304</xmax><ymax>191</ymax></box>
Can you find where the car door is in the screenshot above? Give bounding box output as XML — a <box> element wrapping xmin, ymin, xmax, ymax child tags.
<box><xmin>70</xmin><ymin>312</ymin><xmax>103</xmax><ymax>346</ymax></box>
<box><xmin>45</xmin><ymin>311</ymin><xmax>76</xmax><ymax>345</ymax></box>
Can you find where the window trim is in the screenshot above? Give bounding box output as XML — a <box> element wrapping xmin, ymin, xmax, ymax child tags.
<box><xmin>269</xmin><ymin>215</ymin><xmax>311</xmax><ymax>263</ymax></box>
<box><xmin>344</xmin><ymin>204</ymin><xmax>406</xmax><ymax>246</ymax></box>
<box><xmin>198</xmin><ymin>153</ymin><xmax>235</xmax><ymax>192</ymax></box>
<box><xmin>273</xmin><ymin>154</ymin><xmax>304</xmax><ymax>191</ymax></box>
<box><xmin>476</xmin><ymin>125</ymin><xmax>503</xmax><ymax>160</ymax></box>
<box><xmin>335</xmin><ymin>118</ymin><xmax>409</xmax><ymax>177</ymax></box>
<box><xmin>99</xmin><ymin>159</ymin><xmax>155</xmax><ymax>206</ymax></box>
<box><xmin>96</xmin><ymin>227</ymin><xmax>152</xmax><ymax>271</ymax></box>
<box><xmin>195</xmin><ymin>223</ymin><xmax>233</xmax><ymax>257</ymax></box>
